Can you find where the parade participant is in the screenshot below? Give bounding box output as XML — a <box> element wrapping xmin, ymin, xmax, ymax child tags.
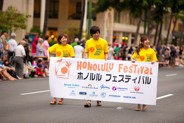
<box><xmin>47</xmin><ymin>33</ymin><xmax>75</xmax><ymax>105</ymax></box>
<box><xmin>131</xmin><ymin>35</ymin><xmax>158</xmax><ymax>111</ymax></box>
<box><xmin>84</xmin><ymin>26</ymin><xmax>109</xmax><ymax>108</ymax></box>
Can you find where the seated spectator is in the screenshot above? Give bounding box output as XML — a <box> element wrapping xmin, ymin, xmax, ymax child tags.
<box><xmin>175</xmin><ymin>56</ymin><xmax>184</xmax><ymax>67</ymax></box>
<box><xmin>3</xmin><ymin>60</ymin><xmax>20</xmax><ymax>79</ymax></box>
<box><xmin>35</xmin><ymin>58</ymin><xmax>45</xmax><ymax>77</ymax></box>
<box><xmin>43</xmin><ymin>60</ymin><xmax>49</xmax><ymax>77</ymax></box>
<box><xmin>0</xmin><ymin>64</ymin><xmax>17</xmax><ymax>81</ymax></box>
<box><xmin>23</xmin><ymin>63</ymin><xmax>36</xmax><ymax>78</ymax></box>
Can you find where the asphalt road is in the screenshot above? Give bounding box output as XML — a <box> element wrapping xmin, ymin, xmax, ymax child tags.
<box><xmin>0</xmin><ymin>67</ymin><xmax>184</xmax><ymax>123</ymax></box>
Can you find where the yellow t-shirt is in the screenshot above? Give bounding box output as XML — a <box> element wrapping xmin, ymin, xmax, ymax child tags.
<box><xmin>85</xmin><ymin>38</ymin><xmax>108</xmax><ymax>59</ymax></box>
<box><xmin>48</xmin><ymin>43</ymin><xmax>75</xmax><ymax>57</ymax></box>
<box><xmin>132</xmin><ymin>48</ymin><xmax>157</xmax><ymax>62</ymax></box>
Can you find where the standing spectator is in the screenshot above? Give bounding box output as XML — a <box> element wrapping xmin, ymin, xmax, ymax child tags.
<box><xmin>127</xmin><ymin>46</ymin><xmax>134</xmax><ymax>61</ymax></box>
<box><xmin>121</xmin><ymin>44</ymin><xmax>128</xmax><ymax>60</ymax></box>
<box><xmin>7</xmin><ymin>33</ymin><xmax>17</xmax><ymax>58</ymax></box>
<box><xmin>43</xmin><ymin>35</ymin><xmax>50</xmax><ymax>56</ymax></box>
<box><xmin>156</xmin><ymin>44</ymin><xmax>162</xmax><ymax>62</ymax></box>
<box><xmin>32</xmin><ymin>34</ymin><xmax>39</xmax><ymax>57</ymax></box>
<box><xmin>181</xmin><ymin>46</ymin><xmax>184</xmax><ymax>60</ymax></box>
<box><xmin>108</xmin><ymin>42</ymin><xmax>114</xmax><ymax>60</ymax></box>
<box><xmin>113</xmin><ymin>44</ymin><xmax>120</xmax><ymax>60</ymax></box>
<box><xmin>47</xmin><ymin>33</ymin><xmax>75</xmax><ymax>105</ymax></box>
<box><xmin>1</xmin><ymin>31</ymin><xmax>9</xmax><ymax>51</ymax></box>
<box><xmin>14</xmin><ymin>40</ymin><xmax>26</xmax><ymax>78</ymax></box>
<box><xmin>74</xmin><ymin>40</ymin><xmax>84</xmax><ymax>58</ymax></box>
<box><xmin>0</xmin><ymin>34</ymin><xmax>5</xmax><ymax>59</ymax></box>
<box><xmin>23</xmin><ymin>37</ymin><xmax>32</xmax><ymax>64</ymax></box>
<box><xmin>24</xmin><ymin>35</ymin><xmax>32</xmax><ymax>46</ymax></box>
<box><xmin>36</xmin><ymin>38</ymin><xmax>44</xmax><ymax>57</ymax></box>
<box><xmin>0</xmin><ymin>31</ymin><xmax>9</xmax><ymax>61</ymax></box>
<box><xmin>163</xmin><ymin>48</ymin><xmax>170</xmax><ymax>66</ymax></box>
<box><xmin>131</xmin><ymin>35</ymin><xmax>157</xmax><ymax>111</ymax></box>
<box><xmin>170</xmin><ymin>45</ymin><xmax>176</xmax><ymax>67</ymax></box>
<box><xmin>117</xmin><ymin>47</ymin><xmax>123</xmax><ymax>60</ymax></box>
<box><xmin>84</xmin><ymin>26</ymin><xmax>109</xmax><ymax>108</ymax></box>
<box><xmin>23</xmin><ymin>35</ymin><xmax>32</xmax><ymax>57</ymax></box>
<box><xmin>71</xmin><ymin>38</ymin><xmax>79</xmax><ymax>47</ymax></box>
<box><xmin>112</xmin><ymin>39</ymin><xmax>118</xmax><ymax>48</ymax></box>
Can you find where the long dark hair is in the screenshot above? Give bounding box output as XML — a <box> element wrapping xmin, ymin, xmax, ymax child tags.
<box><xmin>135</xmin><ymin>35</ymin><xmax>148</xmax><ymax>55</ymax></box>
<box><xmin>57</xmin><ymin>33</ymin><xmax>68</xmax><ymax>44</ymax></box>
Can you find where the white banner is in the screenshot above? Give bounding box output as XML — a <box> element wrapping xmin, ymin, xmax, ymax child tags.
<box><xmin>49</xmin><ymin>57</ymin><xmax>158</xmax><ymax>105</ymax></box>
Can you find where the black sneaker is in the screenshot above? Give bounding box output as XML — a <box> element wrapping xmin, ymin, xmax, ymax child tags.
<box><xmin>84</xmin><ymin>103</ymin><xmax>91</xmax><ymax>108</ymax></box>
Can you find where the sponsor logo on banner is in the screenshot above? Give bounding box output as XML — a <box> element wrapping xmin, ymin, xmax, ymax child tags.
<box><xmin>123</xmin><ymin>96</ymin><xmax>136</xmax><ymax>99</ymax></box>
<box><xmin>89</xmin><ymin>91</ymin><xmax>98</xmax><ymax>97</ymax></box>
<box><xmin>130</xmin><ymin>86</ymin><xmax>143</xmax><ymax>94</ymax></box>
<box><xmin>134</xmin><ymin>86</ymin><xmax>140</xmax><ymax>91</ymax></box>
<box><xmin>100</xmin><ymin>92</ymin><xmax>106</xmax><ymax>98</ymax></box>
<box><xmin>109</xmin><ymin>95</ymin><xmax>121</xmax><ymax>98</ymax></box>
<box><xmin>70</xmin><ymin>90</ymin><xmax>76</xmax><ymax>96</ymax></box>
<box><xmin>54</xmin><ymin>59</ymin><xmax>72</xmax><ymax>79</ymax></box>
<box><xmin>82</xmin><ymin>84</ymin><xmax>98</xmax><ymax>89</ymax></box>
<box><xmin>79</xmin><ymin>92</ymin><xmax>87</xmax><ymax>95</ymax></box>
<box><xmin>64</xmin><ymin>83</ymin><xmax>80</xmax><ymax>88</ymax></box>
<box><xmin>112</xmin><ymin>86</ymin><xmax>128</xmax><ymax>91</ymax></box>
<box><xmin>100</xmin><ymin>84</ymin><xmax>110</xmax><ymax>90</ymax></box>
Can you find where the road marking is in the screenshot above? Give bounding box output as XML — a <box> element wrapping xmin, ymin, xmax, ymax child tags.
<box><xmin>116</xmin><ymin>94</ymin><xmax>174</xmax><ymax>109</ymax></box>
<box><xmin>165</xmin><ymin>74</ymin><xmax>177</xmax><ymax>77</ymax></box>
<box><xmin>116</xmin><ymin>107</ymin><xmax>123</xmax><ymax>110</ymax></box>
<box><xmin>20</xmin><ymin>90</ymin><xmax>50</xmax><ymax>95</ymax></box>
<box><xmin>156</xmin><ymin>94</ymin><xmax>173</xmax><ymax>100</ymax></box>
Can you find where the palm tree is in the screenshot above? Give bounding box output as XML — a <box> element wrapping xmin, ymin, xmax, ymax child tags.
<box><xmin>165</xmin><ymin>0</ymin><xmax>184</xmax><ymax>45</ymax></box>
<box><xmin>79</xmin><ymin>0</ymin><xmax>85</xmax><ymax>40</ymax></box>
<box><xmin>0</xmin><ymin>0</ymin><xmax>4</xmax><ymax>11</ymax></box>
<box><xmin>42</xmin><ymin>0</ymin><xmax>50</xmax><ymax>39</ymax></box>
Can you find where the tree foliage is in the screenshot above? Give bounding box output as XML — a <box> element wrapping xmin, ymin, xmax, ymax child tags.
<box><xmin>0</xmin><ymin>6</ymin><xmax>29</xmax><ymax>32</ymax></box>
<box><xmin>96</xmin><ymin>0</ymin><xmax>184</xmax><ymax>45</ymax></box>
<box><xmin>96</xmin><ymin>0</ymin><xmax>184</xmax><ymax>23</ymax></box>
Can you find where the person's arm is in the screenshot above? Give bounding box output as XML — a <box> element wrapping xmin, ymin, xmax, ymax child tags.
<box><xmin>47</xmin><ymin>44</ymin><xmax>56</xmax><ymax>61</ymax></box>
<box><xmin>131</xmin><ymin>51</ymin><xmax>137</xmax><ymax>63</ymax></box>
<box><xmin>131</xmin><ymin>57</ymin><xmax>136</xmax><ymax>63</ymax></box>
<box><xmin>151</xmin><ymin>49</ymin><xmax>158</xmax><ymax>64</ymax></box>
<box><xmin>84</xmin><ymin>52</ymin><xmax>88</xmax><ymax>59</ymax></box>
<box><xmin>1</xmin><ymin>69</ymin><xmax>17</xmax><ymax>80</ymax></box>
<box><xmin>104</xmin><ymin>41</ymin><xmax>109</xmax><ymax>60</ymax></box>
<box><xmin>104</xmin><ymin>53</ymin><xmax>108</xmax><ymax>60</ymax></box>
<box><xmin>47</xmin><ymin>50</ymin><xmax>50</xmax><ymax>61</ymax></box>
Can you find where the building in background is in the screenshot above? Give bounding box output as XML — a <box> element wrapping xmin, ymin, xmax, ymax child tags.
<box><xmin>1</xmin><ymin>0</ymin><xmax>183</xmax><ymax>46</ymax></box>
<box><xmin>2</xmin><ymin>0</ymin><xmax>34</xmax><ymax>41</ymax></box>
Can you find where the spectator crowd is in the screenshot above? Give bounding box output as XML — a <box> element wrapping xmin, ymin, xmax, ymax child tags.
<box><xmin>0</xmin><ymin>31</ymin><xmax>184</xmax><ymax>81</ymax></box>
